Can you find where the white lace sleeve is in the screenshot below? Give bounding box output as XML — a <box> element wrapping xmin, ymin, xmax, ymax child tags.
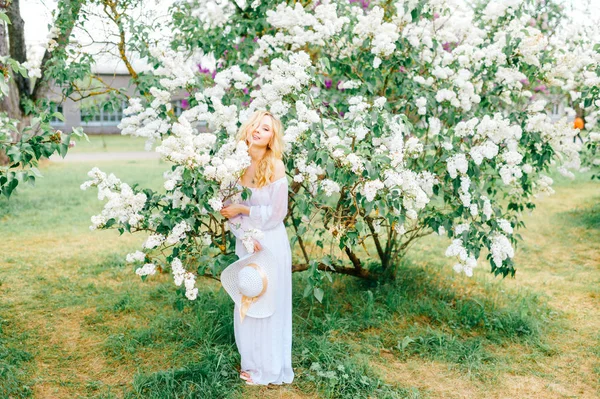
<box><xmin>224</xmin><ymin>197</ymin><xmax>252</xmax><ymax>240</ymax></box>
<box><xmin>248</xmin><ymin>178</ymin><xmax>289</xmax><ymax>231</ymax></box>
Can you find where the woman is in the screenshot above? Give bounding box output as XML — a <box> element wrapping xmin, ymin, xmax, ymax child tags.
<box><xmin>219</xmin><ymin>110</ymin><xmax>294</xmax><ymax>386</ymax></box>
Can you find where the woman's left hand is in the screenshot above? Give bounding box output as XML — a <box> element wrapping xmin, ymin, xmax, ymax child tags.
<box><xmin>220</xmin><ymin>204</ymin><xmax>241</xmax><ymax>219</ymax></box>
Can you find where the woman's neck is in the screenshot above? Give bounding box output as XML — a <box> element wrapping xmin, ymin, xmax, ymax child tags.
<box><xmin>248</xmin><ymin>145</ymin><xmax>267</xmax><ymax>163</ymax></box>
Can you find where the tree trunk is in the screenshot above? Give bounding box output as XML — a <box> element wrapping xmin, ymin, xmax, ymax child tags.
<box><xmin>0</xmin><ymin>4</ymin><xmax>25</xmax><ymax>165</ymax></box>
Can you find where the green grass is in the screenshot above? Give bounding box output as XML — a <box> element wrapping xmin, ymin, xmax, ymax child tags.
<box><xmin>0</xmin><ymin>303</ymin><xmax>35</xmax><ymax>398</ymax></box>
<box><xmin>0</xmin><ymin>160</ymin><xmax>598</xmax><ymax>398</ymax></box>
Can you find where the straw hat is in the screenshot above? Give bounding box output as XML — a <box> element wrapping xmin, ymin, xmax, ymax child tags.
<box><xmin>221</xmin><ymin>247</ymin><xmax>278</xmax><ymax>322</ymax></box>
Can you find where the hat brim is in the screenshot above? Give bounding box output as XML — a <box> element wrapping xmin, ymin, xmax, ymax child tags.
<box><xmin>221</xmin><ymin>246</ymin><xmax>278</xmax><ymax>319</ymax></box>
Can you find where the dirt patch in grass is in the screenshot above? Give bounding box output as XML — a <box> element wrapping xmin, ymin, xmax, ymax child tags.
<box><xmin>372</xmin><ymin>354</ymin><xmax>480</xmax><ymax>398</ymax></box>
<box><xmin>29</xmin><ymin>307</ymin><xmax>131</xmax><ymax>398</ymax></box>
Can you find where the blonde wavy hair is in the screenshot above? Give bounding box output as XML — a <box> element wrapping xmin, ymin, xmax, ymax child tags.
<box><xmin>235</xmin><ymin>110</ymin><xmax>284</xmax><ymax>189</ymax></box>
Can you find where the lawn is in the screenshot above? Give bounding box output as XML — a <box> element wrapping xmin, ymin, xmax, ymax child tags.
<box><xmin>0</xmin><ymin>159</ymin><xmax>598</xmax><ymax>398</ymax></box>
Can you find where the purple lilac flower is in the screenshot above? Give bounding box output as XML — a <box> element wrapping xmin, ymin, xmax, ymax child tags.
<box><xmin>181</xmin><ymin>99</ymin><xmax>189</xmax><ymax>109</ymax></box>
<box><xmin>198</xmin><ymin>64</ymin><xmax>212</xmax><ymax>75</ymax></box>
<box><xmin>325</xmin><ymin>78</ymin><xmax>333</xmax><ymax>89</ymax></box>
<box><xmin>349</xmin><ymin>0</ymin><xmax>369</xmax><ymax>10</ymax></box>
<box><xmin>242</xmin><ymin>87</ymin><xmax>249</xmax><ymax>95</ymax></box>
<box><xmin>520</xmin><ymin>78</ymin><xmax>530</xmax><ymax>86</ymax></box>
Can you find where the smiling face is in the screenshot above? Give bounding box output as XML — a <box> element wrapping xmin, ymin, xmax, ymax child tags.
<box><xmin>246</xmin><ymin>114</ymin><xmax>274</xmax><ymax>148</ymax></box>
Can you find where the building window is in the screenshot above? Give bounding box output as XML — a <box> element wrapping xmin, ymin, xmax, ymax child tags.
<box><xmin>172</xmin><ymin>99</ymin><xmax>187</xmax><ymax>117</ymax></box>
<box><xmin>49</xmin><ymin>104</ymin><xmax>65</xmax><ymax>126</ymax></box>
<box><xmin>81</xmin><ymin>101</ymin><xmax>125</xmax><ymax>126</ymax></box>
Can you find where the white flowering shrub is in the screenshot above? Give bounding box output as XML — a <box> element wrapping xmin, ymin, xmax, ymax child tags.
<box><xmin>81</xmin><ymin>0</ymin><xmax>597</xmax><ymax>302</ymax></box>
<box><xmin>516</xmin><ymin>1</ymin><xmax>600</xmax><ymax>179</ymax></box>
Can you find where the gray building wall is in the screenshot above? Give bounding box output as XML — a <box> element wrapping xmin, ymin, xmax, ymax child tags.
<box><xmin>47</xmin><ymin>73</ymin><xmax>199</xmax><ymax>134</ymax></box>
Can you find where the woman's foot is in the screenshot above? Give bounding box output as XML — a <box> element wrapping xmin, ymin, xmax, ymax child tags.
<box><xmin>240</xmin><ymin>371</ymin><xmax>254</xmax><ymax>384</ymax></box>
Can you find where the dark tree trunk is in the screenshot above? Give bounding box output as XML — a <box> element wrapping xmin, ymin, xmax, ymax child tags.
<box><xmin>0</xmin><ymin>1</ymin><xmax>25</xmax><ymax>164</ymax></box>
<box><xmin>5</xmin><ymin>0</ymin><xmax>28</xmax><ymax>105</ymax></box>
<box><xmin>0</xmin><ymin>0</ymin><xmax>83</xmax><ymax>165</ymax></box>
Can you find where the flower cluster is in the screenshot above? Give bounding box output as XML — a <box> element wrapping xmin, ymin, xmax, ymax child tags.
<box><xmin>80</xmin><ymin>168</ymin><xmax>147</xmax><ymax>231</ymax></box>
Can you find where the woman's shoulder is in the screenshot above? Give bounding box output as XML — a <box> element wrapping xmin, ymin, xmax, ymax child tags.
<box><xmin>273</xmin><ymin>159</ymin><xmax>286</xmax><ymax>180</ymax></box>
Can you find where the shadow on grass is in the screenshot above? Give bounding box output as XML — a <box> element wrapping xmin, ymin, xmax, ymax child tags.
<box><xmin>95</xmin><ymin>254</ymin><xmax>559</xmax><ymax>398</ymax></box>
<box><xmin>0</xmin><ymin>302</ymin><xmax>34</xmax><ymax>399</ymax></box>
<box><xmin>557</xmin><ymin>196</ymin><xmax>600</xmax><ymax>230</ymax></box>
<box><xmin>293</xmin><ymin>259</ymin><xmax>557</xmax><ymax>383</ymax></box>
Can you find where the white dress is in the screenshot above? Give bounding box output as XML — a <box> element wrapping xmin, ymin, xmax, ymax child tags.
<box><xmin>224</xmin><ymin>175</ymin><xmax>294</xmax><ymax>385</ymax></box>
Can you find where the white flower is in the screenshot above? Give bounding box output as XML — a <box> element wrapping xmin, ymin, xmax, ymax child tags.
<box><xmin>428</xmin><ymin>117</ymin><xmax>441</xmax><ymax>136</ymax></box>
<box><xmin>490</xmin><ymin>232</ymin><xmax>514</xmax><ymax>268</ymax></box>
<box><xmin>208</xmin><ymin>197</ymin><xmax>224</xmax><ymax>212</ymax></box>
<box><xmin>405</xmin><ymin>137</ymin><xmax>423</xmax><ymax>158</ymax></box>
<box><xmin>321</xmin><ymin>179</ymin><xmax>341</xmax><ymax>197</ymax></box>
<box><xmin>242</xmin><ymin>228</ymin><xmax>264</xmax><ymax>253</ymax></box>
<box><xmin>446</xmin><ymin>238</ymin><xmax>477</xmax><ymax>277</ymax></box>
<box><xmin>395</xmin><ymin>223</ymin><xmax>406</xmax><ymax>235</ymax></box>
<box><xmin>361</xmin><ymin>179</ymin><xmax>385</xmax><ymax>202</ymax></box>
<box><xmin>497</xmin><ymin>218</ymin><xmax>513</xmax><ymax>235</ymax></box>
<box><xmin>166</xmin><ymin>221</ymin><xmax>192</xmax><ymax>245</ymax></box>
<box><xmin>183</xmin><ymin>272</ymin><xmax>198</xmax><ymax>300</ymax></box>
<box><xmin>452</xmin><ymin>255</ymin><xmax>477</xmax><ymax>277</ymax></box>
<box><xmin>143</xmin><ymin>234</ymin><xmax>166</xmax><ymax>249</ymax></box>
<box><xmin>373</xmin><ymin>56</ymin><xmax>382</xmax><ymax>68</ymax></box>
<box><xmin>135</xmin><ymin>263</ymin><xmax>157</xmax><ymax>276</ymax></box>
<box><xmin>446</xmin><ymin>153</ymin><xmax>469</xmax><ymax>179</ymax></box>
<box><xmin>126</xmin><ymin>251</ymin><xmax>146</xmax><ymax>263</ymax></box>
<box><xmin>455</xmin><ymin>223</ymin><xmax>470</xmax><ymax>235</ymax></box>
<box><xmin>374</xmin><ymin>97</ymin><xmax>387</xmax><ymax>109</ymax></box>
<box><xmin>171</xmin><ymin>257</ymin><xmax>186</xmax><ymax>286</ymax></box>
<box><xmin>416</xmin><ymin>96</ymin><xmax>427</xmax><ymax>115</ymax></box>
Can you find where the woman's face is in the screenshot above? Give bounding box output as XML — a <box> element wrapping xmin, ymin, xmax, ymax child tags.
<box><xmin>246</xmin><ymin>115</ymin><xmax>274</xmax><ymax>148</ymax></box>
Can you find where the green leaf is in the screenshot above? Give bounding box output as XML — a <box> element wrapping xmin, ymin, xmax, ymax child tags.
<box><xmin>398</xmin><ymin>336</ymin><xmax>415</xmax><ymax>352</ymax></box>
<box><xmin>2</xmin><ymin>178</ymin><xmax>18</xmax><ymax>198</ymax></box>
<box><xmin>29</xmin><ymin>167</ymin><xmax>43</xmax><ymax>177</ymax></box>
<box><xmin>303</xmin><ymin>284</ymin><xmax>313</xmax><ymax>298</ymax></box>
<box><xmin>0</xmin><ymin>12</ymin><xmax>11</xmax><ymax>25</ymax></box>
<box><xmin>59</xmin><ymin>143</ymin><xmax>69</xmax><ymax>158</ymax></box>
<box><xmin>313</xmin><ymin>287</ymin><xmax>324</xmax><ymax>303</ymax></box>
<box><xmin>52</xmin><ymin>112</ymin><xmax>66</xmax><ymax>122</ymax></box>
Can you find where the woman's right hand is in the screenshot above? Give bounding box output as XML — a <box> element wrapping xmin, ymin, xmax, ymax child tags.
<box><xmin>253</xmin><ymin>239</ymin><xmax>262</xmax><ymax>252</ymax></box>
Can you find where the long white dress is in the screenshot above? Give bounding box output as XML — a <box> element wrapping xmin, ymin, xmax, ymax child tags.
<box><xmin>224</xmin><ymin>175</ymin><xmax>294</xmax><ymax>385</ymax></box>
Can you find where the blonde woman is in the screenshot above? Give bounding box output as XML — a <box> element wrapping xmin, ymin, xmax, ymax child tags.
<box><xmin>219</xmin><ymin>110</ymin><xmax>294</xmax><ymax>386</ymax></box>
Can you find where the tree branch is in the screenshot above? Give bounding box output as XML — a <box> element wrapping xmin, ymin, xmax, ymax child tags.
<box><xmin>5</xmin><ymin>0</ymin><xmax>29</xmax><ymax>102</ymax></box>
<box><xmin>292</xmin><ymin>261</ymin><xmax>374</xmax><ymax>279</ymax></box>
<box><xmin>31</xmin><ymin>1</ymin><xmax>84</xmax><ymax>101</ymax></box>
<box><xmin>364</xmin><ymin>214</ymin><xmax>387</xmax><ymax>267</ymax></box>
